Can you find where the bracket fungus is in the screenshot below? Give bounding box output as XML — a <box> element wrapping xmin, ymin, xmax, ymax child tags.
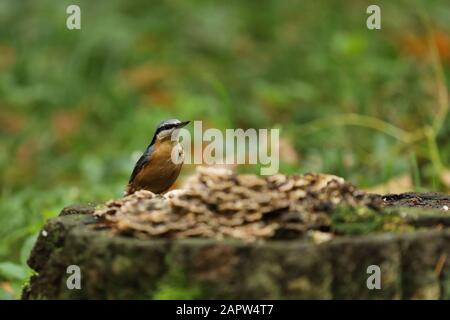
<box><xmin>94</xmin><ymin>167</ymin><xmax>383</xmax><ymax>242</ymax></box>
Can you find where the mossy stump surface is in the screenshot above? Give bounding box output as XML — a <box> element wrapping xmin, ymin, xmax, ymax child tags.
<box><xmin>22</xmin><ymin>192</ymin><xmax>450</xmax><ymax>300</ymax></box>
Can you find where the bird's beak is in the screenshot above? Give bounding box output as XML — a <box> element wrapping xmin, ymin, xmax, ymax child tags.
<box><xmin>177</xmin><ymin>121</ymin><xmax>190</xmax><ymax>128</ymax></box>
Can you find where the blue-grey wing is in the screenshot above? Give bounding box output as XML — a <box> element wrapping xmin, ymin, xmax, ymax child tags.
<box><xmin>128</xmin><ymin>145</ymin><xmax>154</xmax><ymax>183</ymax></box>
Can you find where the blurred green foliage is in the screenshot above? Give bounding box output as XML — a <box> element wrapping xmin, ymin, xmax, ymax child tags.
<box><xmin>0</xmin><ymin>0</ymin><xmax>449</xmax><ymax>298</ymax></box>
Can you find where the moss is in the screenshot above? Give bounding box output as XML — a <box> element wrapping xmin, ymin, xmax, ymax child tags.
<box><xmin>23</xmin><ymin>205</ymin><xmax>450</xmax><ymax>299</ymax></box>
<box><xmin>243</xmin><ymin>261</ymin><xmax>283</xmax><ymax>299</ymax></box>
<box><xmin>331</xmin><ymin>205</ymin><xmax>414</xmax><ymax>236</ymax></box>
<box><xmin>152</xmin><ymin>256</ymin><xmax>203</xmax><ymax>300</ymax></box>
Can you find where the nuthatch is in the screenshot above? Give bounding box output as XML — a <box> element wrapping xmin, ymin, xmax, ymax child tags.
<box><xmin>125</xmin><ymin>119</ymin><xmax>190</xmax><ymax>196</ymax></box>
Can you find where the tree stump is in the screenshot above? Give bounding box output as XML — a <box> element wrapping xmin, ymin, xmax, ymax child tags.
<box><xmin>22</xmin><ymin>192</ymin><xmax>450</xmax><ymax>300</ymax></box>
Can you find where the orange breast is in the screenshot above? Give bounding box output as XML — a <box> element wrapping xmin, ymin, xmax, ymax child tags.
<box><xmin>131</xmin><ymin>140</ymin><xmax>184</xmax><ymax>194</ymax></box>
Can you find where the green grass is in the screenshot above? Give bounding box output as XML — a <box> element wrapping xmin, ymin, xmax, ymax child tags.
<box><xmin>0</xmin><ymin>0</ymin><xmax>449</xmax><ymax>298</ymax></box>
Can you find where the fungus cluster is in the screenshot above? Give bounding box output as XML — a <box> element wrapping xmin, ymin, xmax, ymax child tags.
<box><xmin>94</xmin><ymin>167</ymin><xmax>381</xmax><ymax>241</ymax></box>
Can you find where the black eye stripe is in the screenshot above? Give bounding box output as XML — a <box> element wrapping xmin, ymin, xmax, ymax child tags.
<box><xmin>156</xmin><ymin>123</ymin><xmax>179</xmax><ymax>134</ymax></box>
